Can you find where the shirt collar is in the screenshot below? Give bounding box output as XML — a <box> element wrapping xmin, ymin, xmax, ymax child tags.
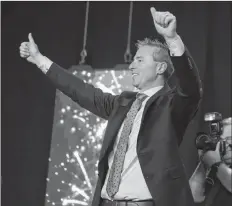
<box><xmin>139</xmin><ymin>86</ymin><xmax>164</xmax><ymax>97</ymax></box>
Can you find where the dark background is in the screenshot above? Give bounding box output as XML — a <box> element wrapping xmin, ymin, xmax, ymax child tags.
<box><xmin>1</xmin><ymin>2</ymin><xmax>231</xmax><ymax>206</ymax></box>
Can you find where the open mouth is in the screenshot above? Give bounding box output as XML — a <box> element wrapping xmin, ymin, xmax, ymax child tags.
<box><xmin>132</xmin><ymin>73</ymin><xmax>139</xmax><ymax>78</ymax></box>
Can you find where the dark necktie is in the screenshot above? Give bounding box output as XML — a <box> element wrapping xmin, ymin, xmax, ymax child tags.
<box><xmin>106</xmin><ymin>93</ymin><xmax>148</xmax><ymax>198</ymax></box>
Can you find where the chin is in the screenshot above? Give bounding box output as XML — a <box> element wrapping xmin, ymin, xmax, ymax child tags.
<box><xmin>132</xmin><ymin>81</ymin><xmax>138</xmax><ymax>89</ymax></box>
<box><xmin>133</xmin><ymin>83</ymin><xmax>140</xmax><ymax>90</ymax></box>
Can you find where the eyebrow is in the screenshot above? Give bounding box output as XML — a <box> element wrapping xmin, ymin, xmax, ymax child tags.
<box><xmin>133</xmin><ymin>56</ymin><xmax>144</xmax><ymax>60</ymax></box>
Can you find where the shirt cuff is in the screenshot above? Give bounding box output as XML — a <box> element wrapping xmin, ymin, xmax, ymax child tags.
<box><xmin>37</xmin><ymin>56</ymin><xmax>53</xmax><ymax>74</ymax></box>
<box><xmin>165</xmin><ymin>34</ymin><xmax>185</xmax><ymax>56</ymax></box>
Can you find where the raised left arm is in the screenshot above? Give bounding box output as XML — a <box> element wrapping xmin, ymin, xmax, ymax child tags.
<box><xmin>150</xmin><ymin>6</ymin><xmax>202</xmax><ymax>111</ymax></box>
<box><xmin>170</xmin><ymin>45</ymin><xmax>202</xmax><ymax>100</ymax></box>
<box><xmin>167</xmin><ymin>38</ymin><xmax>202</xmax><ymax>135</ymax></box>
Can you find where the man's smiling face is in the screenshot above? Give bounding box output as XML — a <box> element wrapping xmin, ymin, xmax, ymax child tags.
<box><xmin>129</xmin><ymin>45</ymin><xmax>166</xmax><ymax>91</ymax></box>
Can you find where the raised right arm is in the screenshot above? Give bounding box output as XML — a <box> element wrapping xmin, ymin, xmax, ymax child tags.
<box><xmin>19</xmin><ymin>33</ymin><xmax>118</xmax><ymax>120</ymax></box>
<box><xmin>46</xmin><ymin>62</ymin><xmax>118</xmax><ymax>120</ymax></box>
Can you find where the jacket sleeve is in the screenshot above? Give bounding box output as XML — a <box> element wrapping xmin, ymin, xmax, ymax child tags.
<box><xmin>46</xmin><ymin>63</ymin><xmax>119</xmax><ymax>120</ymax></box>
<box><xmin>172</xmin><ymin>46</ymin><xmax>202</xmax><ymax>100</ymax></box>
<box><xmin>171</xmin><ymin>46</ymin><xmax>202</xmax><ymax>142</ymax></box>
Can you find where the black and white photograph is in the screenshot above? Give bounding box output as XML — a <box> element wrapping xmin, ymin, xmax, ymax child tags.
<box><xmin>1</xmin><ymin>1</ymin><xmax>232</xmax><ymax>206</ymax></box>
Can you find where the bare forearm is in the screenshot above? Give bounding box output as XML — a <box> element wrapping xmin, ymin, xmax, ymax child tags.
<box><xmin>189</xmin><ymin>162</ymin><xmax>206</xmax><ymax>202</ymax></box>
<box><xmin>217</xmin><ymin>163</ymin><xmax>232</xmax><ymax>193</ymax></box>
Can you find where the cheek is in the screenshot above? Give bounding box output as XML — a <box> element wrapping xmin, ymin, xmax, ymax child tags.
<box><xmin>143</xmin><ymin>68</ymin><xmax>156</xmax><ymax>80</ymax></box>
<box><xmin>138</xmin><ymin>63</ymin><xmax>157</xmax><ymax>84</ymax></box>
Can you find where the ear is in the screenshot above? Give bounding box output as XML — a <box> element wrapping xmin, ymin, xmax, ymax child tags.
<box><xmin>156</xmin><ymin>62</ymin><xmax>167</xmax><ymax>75</ymax></box>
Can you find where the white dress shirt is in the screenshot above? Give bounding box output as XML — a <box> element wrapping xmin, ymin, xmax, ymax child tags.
<box><xmin>101</xmin><ymin>86</ymin><xmax>163</xmax><ymax>200</ymax></box>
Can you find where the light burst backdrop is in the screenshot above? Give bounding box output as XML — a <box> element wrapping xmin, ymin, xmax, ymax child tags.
<box><xmin>45</xmin><ymin>65</ymin><xmax>134</xmax><ymax>206</ymax></box>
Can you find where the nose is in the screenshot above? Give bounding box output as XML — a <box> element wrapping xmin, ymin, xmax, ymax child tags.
<box><xmin>129</xmin><ymin>62</ymin><xmax>135</xmax><ymax>71</ymax></box>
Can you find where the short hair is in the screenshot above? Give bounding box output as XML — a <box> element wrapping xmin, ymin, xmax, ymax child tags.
<box><xmin>136</xmin><ymin>38</ymin><xmax>174</xmax><ymax>80</ymax></box>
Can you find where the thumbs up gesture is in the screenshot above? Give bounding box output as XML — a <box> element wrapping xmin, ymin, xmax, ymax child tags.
<box><xmin>150</xmin><ymin>7</ymin><xmax>177</xmax><ymax>40</ymax></box>
<box><xmin>19</xmin><ymin>33</ymin><xmax>42</xmax><ymax>65</ymax></box>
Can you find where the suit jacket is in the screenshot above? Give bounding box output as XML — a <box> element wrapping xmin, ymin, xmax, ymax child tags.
<box><xmin>46</xmin><ymin>47</ymin><xmax>201</xmax><ymax>206</ymax></box>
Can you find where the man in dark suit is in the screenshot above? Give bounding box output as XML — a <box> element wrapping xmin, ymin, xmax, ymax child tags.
<box><xmin>19</xmin><ymin>7</ymin><xmax>201</xmax><ymax>206</ymax></box>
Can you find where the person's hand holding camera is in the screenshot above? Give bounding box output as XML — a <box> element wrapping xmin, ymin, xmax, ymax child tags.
<box><xmin>199</xmin><ymin>142</ymin><xmax>221</xmax><ymax>168</ymax></box>
<box><xmin>193</xmin><ymin>117</ymin><xmax>232</xmax><ymax>195</ymax></box>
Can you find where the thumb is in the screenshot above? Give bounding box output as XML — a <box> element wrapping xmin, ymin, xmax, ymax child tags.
<box><xmin>28</xmin><ymin>33</ymin><xmax>35</xmax><ymax>44</ymax></box>
<box><xmin>150</xmin><ymin>7</ymin><xmax>156</xmax><ymax>18</ymax></box>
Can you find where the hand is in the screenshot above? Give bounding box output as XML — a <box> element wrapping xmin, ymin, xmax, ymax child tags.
<box><xmin>200</xmin><ymin>142</ymin><xmax>222</xmax><ymax>168</ymax></box>
<box><xmin>19</xmin><ymin>33</ymin><xmax>43</xmax><ymax>66</ymax></box>
<box><xmin>150</xmin><ymin>7</ymin><xmax>177</xmax><ymax>40</ymax></box>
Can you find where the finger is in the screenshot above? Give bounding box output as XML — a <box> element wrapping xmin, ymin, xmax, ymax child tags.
<box><xmin>20</xmin><ymin>53</ymin><xmax>29</xmax><ymax>59</ymax></box>
<box><xmin>20</xmin><ymin>50</ymin><xmax>29</xmax><ymax>56</ymax></box>
<box><xmin>20</xmin><ymin>46</ymin><xmax>29</xmax><ymax>52</ymax></box>
<box><xmin>158</xmin><ymin>12</ymin><xmax>169</xmax><ymax>26</ymax></box>
<box><xmin>150</xmin><ymin>7</ymin><xmax>161</xmax><ymax>24</ymax></box>
<box><xmin>21</xmin><ymin>42</ymin><xmax>29</xmax><ymax>47</ymax></box>
<box><xmin>20</xmin><ymin>43</ymin><xmax>28</xmax><ymax>49</ymax></box>
<box><xmin>153</xmin><ymin>10</ymin><xmax>163</xmax><ymax>24</ymax></box>
<box><xmin>20</xmin><ymin>53</ymin><xmax>28</xmax><ymax>58</ymax></box>
<box><xmin>150</xmin><ymin>7</ymin><xmax>156</xmax><ymax>19</ymax></box>
<box><xmin>159</xmin><ymin>14</ymin><xmax>167</xmax><ymax>27</ymax></box>
<box><xmin>28</xmin><ymin>33</ymin><xmax>35</xmax><ymax>44</ymax></box>
<box><xmin>164</xmin><ymin>14</ymin><xmax>174</xmax><ymax>27</ymax></box>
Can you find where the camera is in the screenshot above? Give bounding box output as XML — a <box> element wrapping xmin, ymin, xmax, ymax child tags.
<box><xmin>195</xmin><ymin>112</ymin><xmax>223</xmax><ymax>152</ymax></box>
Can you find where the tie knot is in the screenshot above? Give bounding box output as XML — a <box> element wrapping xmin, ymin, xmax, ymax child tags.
<box><xmin>136</xmin><ymin>93</ymin><xmax>147</xmax><ymax>102</ymax></box>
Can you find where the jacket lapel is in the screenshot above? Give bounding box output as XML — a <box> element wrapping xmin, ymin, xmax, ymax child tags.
<box><xmin>99</xmin><ymin>92</ymin><xmax>137</xmax><ymax>163</ymax></box>
<box><xmin>137</xmin><ymin>84</ymin><xmax>173</xmax><ymax>143</ymax></box>
<box><xmin>143</xmin><ymin>84</ymin><xmax>172</xmax><ymax>117</ymax></box>
<box><xmin>99</xmin><ymin>85</ymin><xmax>172</xmax><ymax>163</ymax></box>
